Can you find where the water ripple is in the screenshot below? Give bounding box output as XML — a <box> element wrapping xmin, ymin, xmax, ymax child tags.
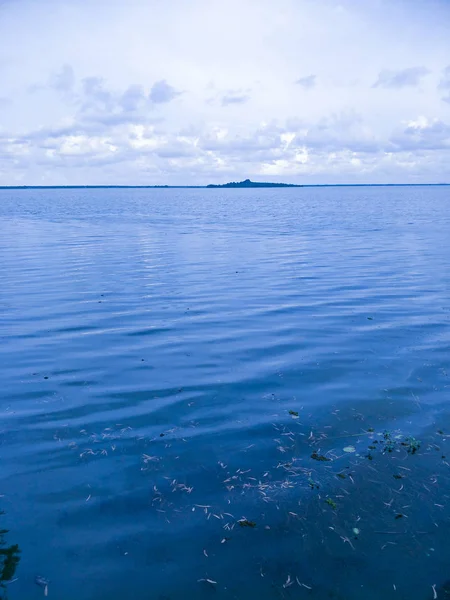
<box><xmin>1</xmin><ymin>187</ymin><xmax>450</xmax><ymax>599</ymax></box>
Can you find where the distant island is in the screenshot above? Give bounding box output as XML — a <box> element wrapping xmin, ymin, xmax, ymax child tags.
<box><xmin>206</xmin><ymin>179</ymin><xmax>302</xmax><ymax>188</ymax></box>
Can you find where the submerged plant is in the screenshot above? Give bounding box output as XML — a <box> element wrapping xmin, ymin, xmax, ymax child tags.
<box><xmin>325</xmin><ymin>498</ymin><xmax>337</xmax><ymax>509</ymax></box>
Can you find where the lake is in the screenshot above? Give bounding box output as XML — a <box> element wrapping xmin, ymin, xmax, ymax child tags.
<box><xmin>1</xmin><ymin>186</ymin><xmax>450</xmax><ymax>600</ymax></box>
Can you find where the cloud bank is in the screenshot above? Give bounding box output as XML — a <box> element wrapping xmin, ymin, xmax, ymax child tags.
<box><xmin>1</xmin><ymin>0</ymin><xmax>450</xmax><ymax>185</ymax></box>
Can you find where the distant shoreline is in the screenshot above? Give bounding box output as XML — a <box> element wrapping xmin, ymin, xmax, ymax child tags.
<box><xmin>0</xmin><ymin>182</ymin><xmax>450</xmax><ymax>190</ymax></box>
<box><xmin>0</xmin><ymin>183</ymin><xmax>449</xmax><ymax>190</ymax></box>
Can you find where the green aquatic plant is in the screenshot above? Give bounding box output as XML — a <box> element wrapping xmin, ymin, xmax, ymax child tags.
<box><xmin>0</xmin><ymin>519</ymin><xmax>21</xmax><ymax>597</ymax></box>
<box><xmin>381</xmin><ymin>430</ymin><xmax>396</xmax><ymax>453</ymax></box>
<box><xmin>404</xmin><ymin>436</ymin><xmax>421</xmax><ymax>454</ymax></box>
<box><xmin>325</xmin><ymin>498</ymin><xmax>337</xmax><ymax>509</ymax></box>
<box><xmin>361</xmin><ymin>429</ymin><xmax>422</xmax><ymax>459</ymax></box>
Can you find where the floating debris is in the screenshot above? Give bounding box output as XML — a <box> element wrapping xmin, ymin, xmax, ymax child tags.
<box><xmin>35</xmin><ymin>576</ymin><xmax>49</xmax><ymax>596</ymax></box>
<box><xmin>198</xmin><ymin>578</ymin><xmax>217</xmax><ymax>586</ymax></box>
<box><xmin>352</xmin><ymin>528</ymin><xmax>360</xmax><ymax>536</ymax></box>
<box><xmin>311</xmin><ymin>451</ymin><xmax>330</xmax><ymax>462</ymax></box>
<box><xmin>395</xmin><ymin>514</ymin><xmax>404</xmax><ymax>520</ymax></box>
<box><xmin>238</xmin><ymin>519</ymin><xmax>256</xmax><ymax>528</ymax></box>
<box><xmin>288</xmin><ymin>410</ymin><xmax>299</xmax><ymax>417</ymax></box>
<box><xmin>343</xmin><ymin>446</ymin><xmax>356</xmax><ymax>453</ymax></box>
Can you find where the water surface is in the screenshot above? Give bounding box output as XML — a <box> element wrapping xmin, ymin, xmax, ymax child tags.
<box><xmin>1</xmin><ymin>187</ymin><xmax>450</xmax><ymax>599</ymax></box>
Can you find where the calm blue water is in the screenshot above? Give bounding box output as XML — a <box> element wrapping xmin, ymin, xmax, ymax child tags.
<box><xmin>1</xmin><ymin>187</ymin><xmax>450</xmax><ymax>600</ymax></box>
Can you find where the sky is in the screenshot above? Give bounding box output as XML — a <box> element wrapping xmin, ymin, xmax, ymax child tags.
<box><xmin>1</xmin><ymin>0</ymin><xmax>450</xmax><ymax>185</ymax></box>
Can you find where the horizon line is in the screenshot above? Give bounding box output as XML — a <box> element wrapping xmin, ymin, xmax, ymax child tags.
<box><xmin>0</xmin><ymin>183</ymin><xmax>449</xmax><ymax>190</ymax></box>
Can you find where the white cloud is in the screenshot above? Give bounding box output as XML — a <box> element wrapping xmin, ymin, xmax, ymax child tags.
<box><xmin>221</xmin><ymin>91</ymin><xmax>251</xmax><ymax>106</ymax></box>
<box><xmin>390</xmin><ymin>117</ymin><xmax>450</xmax><ymax>151</ymax></box>
<box><xmin>295</xmin><ymin>75</ymin><xmax>316</xmax><ymax>89</ymax></box>
<box><xmin>149</xmin><ymin>80</ymin><xmax>181</xmax><ymax>104</ymax></box>
<box><xmin>372</xmin><ymin>66</ymin><xmax>431</xmax><ymax>89</ymax></box>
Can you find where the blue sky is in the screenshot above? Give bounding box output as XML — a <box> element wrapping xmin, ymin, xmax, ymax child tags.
<box><xmin>1</xmin><ymin>0</ymin><xmax>450</xmax><ymax>185</ymax></box>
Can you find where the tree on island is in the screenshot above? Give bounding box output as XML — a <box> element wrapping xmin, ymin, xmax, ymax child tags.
<box><xmin>206</xmin><ymin>179</ymin><xmax>301</xmax><ymax>188</ymax></box>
